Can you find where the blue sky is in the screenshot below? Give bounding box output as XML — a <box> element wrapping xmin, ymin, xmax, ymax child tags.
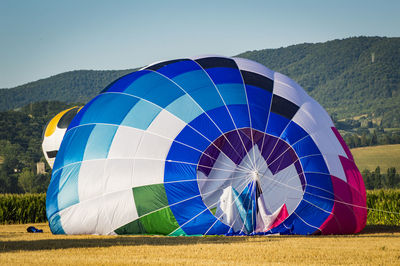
<box><xmin>1</xmin><ymin>0</ymin><xmax>399</xmax><ymax>88</ymax></box>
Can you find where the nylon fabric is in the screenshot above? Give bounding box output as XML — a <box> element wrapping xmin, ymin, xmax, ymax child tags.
<box><xmin>46</xmin><ymin>55</ymin><xmax>366</xmax><ymax>236</ymax></box>
<box><xmin>133</xmin><ymin>184</ymin><xmax>169</xmax><ymax>216</ymax></box>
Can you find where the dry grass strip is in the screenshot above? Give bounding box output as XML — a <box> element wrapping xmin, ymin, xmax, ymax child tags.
<box><xmin>1</xmin><ymin>223</ymin><xmax>399</xmax><ymax>265</ymax></box>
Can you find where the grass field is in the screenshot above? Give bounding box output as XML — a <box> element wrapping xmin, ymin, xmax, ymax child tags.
<box><xmin>1</xmin><ymin>223</ymin><xmax>399</xmax><ymax>265</ymax></box>
<box><xmin>1</xmin><ymin>148</ymin><xmax>399</xmax><ymax>265</ymax></box>
<box><xmin>351</xmin><ymin>144</ymin><xmax>400</xmax><ymax>172</ymax></box>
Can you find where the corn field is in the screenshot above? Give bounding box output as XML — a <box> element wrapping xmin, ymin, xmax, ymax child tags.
<box><xmin>0</xmin><ymin>193</ymin><xmax>46</xmax><ymax>224</ymax></box>
<box><xmin>366</xmin><ymin>189</ymin><xmax>400</xmax><ymax>226</ymax></box>
<box><xmin>0</xmin><ymin>191</ymin><xmax>399</xmax><ymax>226</ymax></box>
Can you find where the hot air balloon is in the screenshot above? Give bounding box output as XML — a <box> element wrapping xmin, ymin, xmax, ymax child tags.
<box><xmin>42</xmin><ymin>106</ymin><xmax>81</xmax><ymax>168</ymax></box>
<box><xmin>46</xmin><ymin>56</ymin><xmax>367</xmax><ymax>235</ymax></box>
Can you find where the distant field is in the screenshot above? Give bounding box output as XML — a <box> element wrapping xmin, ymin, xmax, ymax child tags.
<box><xmin>0</xmin><ymin>224</ymin><xmax>399</xmax><ymax>265</ymax></box>
<box><xmin>351</xmin><ymin>144</ymin><xmax>400</xmax><ymax>172</ymax></box>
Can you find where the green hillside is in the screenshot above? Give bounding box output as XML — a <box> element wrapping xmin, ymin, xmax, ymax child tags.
<box><xmin>238</xmin><ymin>36</ymin><xmax>400</xmax><ymax>127</ymax></box>
<box><xmin>0</xmin><ymin>69</ymin><xmax>135</xmax><ymax>111</ymax></box>
<box><xmin>1</xmin><ymin>37</ymin><xmax>399</xmax><ymax>128</ymax></box>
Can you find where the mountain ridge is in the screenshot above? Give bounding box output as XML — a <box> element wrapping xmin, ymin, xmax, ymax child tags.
<box><xmin>1</xmin><ymin>36</ymin><xmax>399</xmax><ymax>126</ymax></box>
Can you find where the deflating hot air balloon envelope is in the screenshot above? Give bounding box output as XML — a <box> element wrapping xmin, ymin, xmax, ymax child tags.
<box><xmin>46</xmin><ymin>56</ymin><xmax>367</xmax><ymax>236</ymax></box>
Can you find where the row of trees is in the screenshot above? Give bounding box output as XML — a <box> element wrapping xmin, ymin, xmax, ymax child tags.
<box><xmin>2</xmin><ymin>164</ymin><xmax>398</xmax><ymax>193</ymax></box>
<box><xmin>0</xmin><ymin>101</ymin><xmax>399</xmax><ymax>193</ymax></box>
<box><xmin>343</xmin><ymin>132</ymin><xmax>400</xmax><ymax>148</ymax></box>
<box><xmin>362</xmin><ymin>167</ymin><xmax>400</xmax><ymax>190</ymax></box>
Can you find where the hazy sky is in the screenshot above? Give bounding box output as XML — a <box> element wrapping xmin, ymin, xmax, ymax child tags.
<box><xmin>1</xmin><ymin>0</ymin><xmax>399</xmax><ymax>88</ymax></box>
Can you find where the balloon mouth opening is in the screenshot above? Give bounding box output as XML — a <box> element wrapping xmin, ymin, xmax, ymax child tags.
<box><xmin>196</xmin><ymin>128</ymin><xmax>305</xmax><ymax>234</ymax></box>
<box><xmin>251</xmin><ymin>171</ymin><xmax>259</xmax><ymax>181</ymax></box>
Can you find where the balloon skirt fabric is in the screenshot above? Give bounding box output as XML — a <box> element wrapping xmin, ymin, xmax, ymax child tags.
<box><xmin>46</xmin><ymin>56</ymin><xmax>367</xmax><ymax>235</ymax></box>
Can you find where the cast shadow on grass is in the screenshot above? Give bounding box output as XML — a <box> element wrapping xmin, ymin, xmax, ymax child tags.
<box><xmin>310</xmin><ymin>225</ymin><xmax>400</xmax><ymax>239</ymax></box>
<box><xmin>0</xmin><ymin>235</ymin><xmax>270</xmax><ymax>252</ymax></box>
<box><xmin>359</xmin><ymin>224</ymin><xmax>400</xmax><ymax>235</ymax></box>
<box><xmin>1</xmin><ymin>225</ymin><xmax>399</xmax><ymax>252</ymax></box>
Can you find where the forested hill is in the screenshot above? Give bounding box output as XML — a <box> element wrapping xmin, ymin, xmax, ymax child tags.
<box><xmin>0</xmin><ymin>69</ymin><xmax>135</xmax><ymax>111</ymax></box>
<box><xmin>238</xmin><ymin>36</ymin><xmax>400</xmax><ymax>127</ymax></box>
<box><xmin>1</xmin><ymin>36</ymin><xmax>400</xmax><ymax>127</ymax></box>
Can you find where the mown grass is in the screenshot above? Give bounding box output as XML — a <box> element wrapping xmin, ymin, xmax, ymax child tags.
<box><xmin>351</xmin><ymin>144</ymin><xmax>400</xmax><ymax>172</ymax></box>
<box><xmin>0</xmin><ymin>223</ymin><xmax>399</xmax><ymax>265</ymax></box>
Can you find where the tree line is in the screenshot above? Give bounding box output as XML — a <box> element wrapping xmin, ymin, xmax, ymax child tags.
<box><xmin>343</xmin><ymin>131</ymin><xmax>400</xmax><ymax>148</ymax></box>
<box><xmin>362</xmin><ymin>167</ymin><xmax>400</xmax><ymax>190</ymax></box>
<box><xmin>0</xmin><ymin>101</ymin><xmax>399</xmax><ymax>193</ymax></box>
